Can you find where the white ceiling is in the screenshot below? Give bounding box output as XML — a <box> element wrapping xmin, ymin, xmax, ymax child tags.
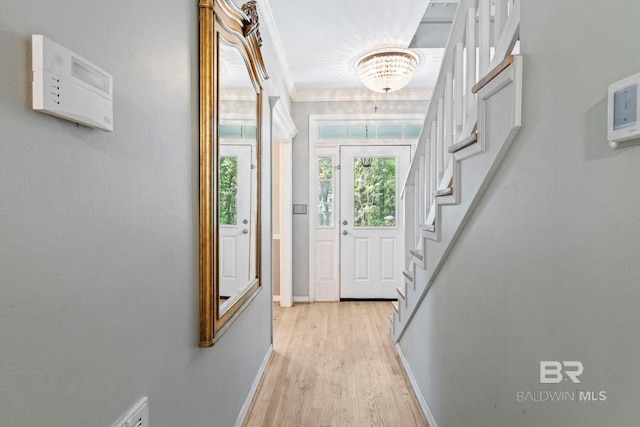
<box><xmin>264</xmin><ymin>0</ymin><xmax>457</xmax><ymax>99</ymax></box>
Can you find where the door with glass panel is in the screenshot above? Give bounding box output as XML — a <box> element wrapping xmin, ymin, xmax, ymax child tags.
<box><xmin>219</xmin><ymin>144</ymin><xmax>253</xmax><ymax>302</ymax></box>
<box><xmin>339</xmin><ymin>145</ymin><xmax>410</xmax><ymax>299</ymax></box>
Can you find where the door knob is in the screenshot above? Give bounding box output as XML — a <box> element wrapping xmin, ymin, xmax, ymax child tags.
<box><xmin>342</xmin><ymin>230</ymin><xmax>348</xmax><ymax>235</ymax></box>
<box><xmin>242</xmin><ymin>229</ymin><xmax>249</xmax><ymax>234</ymax></box>
<box><xmin>243</xmin><ymin>219</ymin><xmax>249</xmax><ymax>224</ymax></box>
<box><xmin>342</xmin><ymin>220</ymin><xmax>348</xmax><ymax>225</ymax></box>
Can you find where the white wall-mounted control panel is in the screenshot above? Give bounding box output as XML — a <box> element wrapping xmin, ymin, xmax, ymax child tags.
<box><xmin>32</xmin><ymin>35</ymin><xmax>113</xmax><ymax>131</ymax></box>
<box><xmin>608</xmin><ymin>71</ymin><xmax>640</xmax><ymax>148</ymax></box>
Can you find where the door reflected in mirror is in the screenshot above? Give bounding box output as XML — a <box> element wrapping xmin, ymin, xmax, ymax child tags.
<box><xmin>199</xmin><ymin>0</ymin><xmax>267</xmax><ymax>347</ymax></box>
<box><xmin>218</xmin><ymin>39</ymin><xmax>258</xmax><ymax>314</ymax></box>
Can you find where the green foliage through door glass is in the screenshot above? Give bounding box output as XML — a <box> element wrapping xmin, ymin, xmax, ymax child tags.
<box><xmin>353</xmin><ymin>157</ymin><xmax>396</xmax><ymax>227</ymax></box>
<box><xmin>317</xmin><ymin>157</ymin><xmax>334</xmax><ymax>227</ymax></box>
<box><xmin>219</xmin><ymin>157</ymin><xmax>238</xmax><ymax>225</ymax></box>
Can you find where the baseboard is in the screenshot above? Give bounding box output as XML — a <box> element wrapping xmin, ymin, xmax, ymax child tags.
<box><xmin>395</xmin><ymin>343</ymin><xmax>438</xmax><ymax>427</ymax></box>
<box><xmin>273</xmin><ymin>295</ymin><xmax>281</xmax><ymax>303</ymax></box>
<box><xmin>234</xmin><ymin>344</ymin><xmax>273</xmax><ymax>427</ymax></box>
<box><xmin>293</xmin><ymin>296</ymin><xmax>309</xmax><ymax>303</ymax></box>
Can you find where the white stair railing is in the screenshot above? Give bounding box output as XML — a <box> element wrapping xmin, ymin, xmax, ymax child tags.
<box><xmin>395</xmin><ymin>0</ymin><xmax>521</xmax><ymax>337</ymax></box>
<box><xmin>404</xmin><ymin>0</ymin><xmax>520</xmax><ymax>238</ymax></box>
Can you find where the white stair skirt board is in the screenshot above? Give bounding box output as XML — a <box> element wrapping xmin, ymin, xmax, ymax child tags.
<box><xmin>412</xmin><ymin>253</ymin><xmax>427</xmax><ymax>271</ymax></box>
<box><xmin>422</xmin><ymin>160</ymin><xmax>462</xmax><ymax>243</ymax></box>
<box><xmin>395</xmin><ymin>343</ymin><xmax>439</xmax><ymax>427</ymax></box>
<box><xmin>395</xmin><ymin>56</ymin><xmax>523</xmax><ymax>344</ymax></box>
<box><xmin>234</xmin><ymin>344</ymin><xmax>273</xmax><ymax>427</ymax></box>
<box><xmin>421</xmin><ymin>201</ymin><xmax>439</xmax><ymax>241</ymax></box>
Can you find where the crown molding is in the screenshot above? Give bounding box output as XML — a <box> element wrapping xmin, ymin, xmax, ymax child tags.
<box><xmin>309</xmin><ymin>113</ymin><xmax>426</xmax><ymax>127</ymax></box>
<box><xmin>220</xmin><ymin>89</ymin><xmax>257</xmax><ymax>101</ymax></box>
<box><xmin>256</xmin><ymin>0</ymin><xmax>296</xmax><ymax>96</ymax></box>
<box><xmin>270</xmin><ymin>96</ymin><xmax>298</xmax><ymax>140</ymax></box>
<box><xmin>292</xmin><ymin>88</ymin><xmax>433</xmax><ymax>103</ymax></box>
<box><xmin>255</xmin><ymin>0</ymin><xmax>433</xmax><ymax>104</ymax></box>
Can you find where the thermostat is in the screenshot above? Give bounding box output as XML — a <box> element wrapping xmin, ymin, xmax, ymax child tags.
<box><xmin>32</xmin><ymin>35</ymin><xmax>113</xmax><ymax>131</ymax></box>
<box><xmin>608</xmin><ymin>71</ymin><xmax>640</xmax><ymax>148</ymax></box>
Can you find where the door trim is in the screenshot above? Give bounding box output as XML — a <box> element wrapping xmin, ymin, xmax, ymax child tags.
<box><xmin>308</xmin><ymin>114</ymin><xmax>423</xmax><ymax>302</ymax></box>
<box><xmin>270</xmin><ymin>97</ymin><xmax>297</xmax><ymax>308</ymax></box>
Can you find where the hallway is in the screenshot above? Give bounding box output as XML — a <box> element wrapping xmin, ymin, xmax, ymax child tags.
<box><xmin>244</xmin><ymin>302</ymin><xmax>428</xmax><ymax>427</ymax></box>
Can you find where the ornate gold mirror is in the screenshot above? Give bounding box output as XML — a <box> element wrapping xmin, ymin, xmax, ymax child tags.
<box><xmin>199</xmin><ymin>0</ymin><xmax>268</xmax><ymax>347</ymax></box>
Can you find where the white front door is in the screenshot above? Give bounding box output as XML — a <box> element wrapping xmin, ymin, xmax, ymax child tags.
<box><xmin>219</xmin><ymin>144</ymin><xmax>253</xmax><ymax>299</ymax></box>
<box><xmin>339</xmin><ymin>145</ymin><xmax>410</xmax><ymax>299</ymax></box>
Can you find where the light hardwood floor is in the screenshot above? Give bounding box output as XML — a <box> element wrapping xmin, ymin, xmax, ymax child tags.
<box><xmin>243</xmin><ymin>301</ymin><xmax>429</xmax><ymax>427</ymax></box>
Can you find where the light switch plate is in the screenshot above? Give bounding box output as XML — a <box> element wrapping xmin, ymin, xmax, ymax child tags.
<box><xmin>293</xmin><ymin>204</ymin><xmax>307</xmax><ymax>214</ymax></box>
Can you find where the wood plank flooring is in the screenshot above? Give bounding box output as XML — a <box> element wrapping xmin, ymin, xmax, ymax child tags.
<box><xmin>243</xmin><ymin>302</ymin><xmax>429</xmax><ymax>427</ymax></box>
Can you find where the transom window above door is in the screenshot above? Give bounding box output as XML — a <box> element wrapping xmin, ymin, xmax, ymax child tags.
<box><xmin>318</xmin><ymin>123</ymin><xmax>422</xmax><ymax>140</ymax></box>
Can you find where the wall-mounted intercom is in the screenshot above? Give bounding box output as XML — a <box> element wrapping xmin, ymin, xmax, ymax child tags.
<box><xmin>32</xmin><ymin>35</ymin><xmax>113</xmax><ymax>131</ymax></box>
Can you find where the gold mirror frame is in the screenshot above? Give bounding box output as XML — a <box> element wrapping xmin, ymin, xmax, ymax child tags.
<box><xmin>199</xmin><ymin>0</ymin><xmax>268</xmax><ymax>347</ymax></box>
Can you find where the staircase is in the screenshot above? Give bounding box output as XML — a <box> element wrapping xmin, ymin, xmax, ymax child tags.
<box><xmin>391</xmin><ymin>0</ymin><xmax>522</xmax><ymax>342</ymax></box>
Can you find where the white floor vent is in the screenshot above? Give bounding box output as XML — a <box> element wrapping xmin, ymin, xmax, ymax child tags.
<box><xmin>112</xmin><ymin>397</ymin><xmax>149</xmax><ymax>427</ymax></box>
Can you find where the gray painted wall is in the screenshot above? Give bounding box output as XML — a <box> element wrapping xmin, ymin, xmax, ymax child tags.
<box><xmin>400</xmin><ymin>1</ymin><xmax>640</xmax><ymax>426</ymax></box>
<box><xmin>0</xmin><ymin>1</ymin><xmax>288</xmax><ymax>426</ymax></box>
<box><xmin>291</xmin><ymin>100</ymin><xmax>428</xmax><ymax>298</ymax></box>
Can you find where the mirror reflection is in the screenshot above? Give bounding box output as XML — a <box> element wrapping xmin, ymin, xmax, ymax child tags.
<box><xmin>218</xmin><ymin>39</ymin><xmax>258</xmax><ymax>314</ymax></box>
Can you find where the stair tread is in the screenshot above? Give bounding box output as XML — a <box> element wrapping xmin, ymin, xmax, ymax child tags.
<box><xmin>396</xmin><ymin>287</ymin><xmax>405</xmax><ymax>299</ymax></box>
<box><xmin>434</xmin><ymin>187</ymin><xmax>453</xmax><ymax>197</ymax></box>
<box><xmin>410</xmin><ymin>249</ymin><xmax>424</xmax><ymax>260</ymax></box>
<box><xmin>449</xmin><ymin>131</ymin><xmax>479</xmax><ymax>153</ymax></box>
<box><xmin>402</xmin><ymin>270</ymin><xmax>413</xmax><ymax>282</ymax></box>
<box><xmin>392</xmin><ymin>301</ymin><xmax>399</xmax><ymax>312</ymax></box>
<box><xmin>422</xmin><ymin>224</ymin><xmax>436</xmax><ymax>233</ymax></box>
<box><xmin>472</xmin><ymin>54</ymin><xmax>514</xmax><ymax>94</ymax></box>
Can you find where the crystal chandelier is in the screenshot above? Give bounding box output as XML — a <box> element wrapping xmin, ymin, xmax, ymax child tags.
<box><xmin>356</xmin><ymin>48</ymin><xmax>419</xmax><ymax>93</ymax></box>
